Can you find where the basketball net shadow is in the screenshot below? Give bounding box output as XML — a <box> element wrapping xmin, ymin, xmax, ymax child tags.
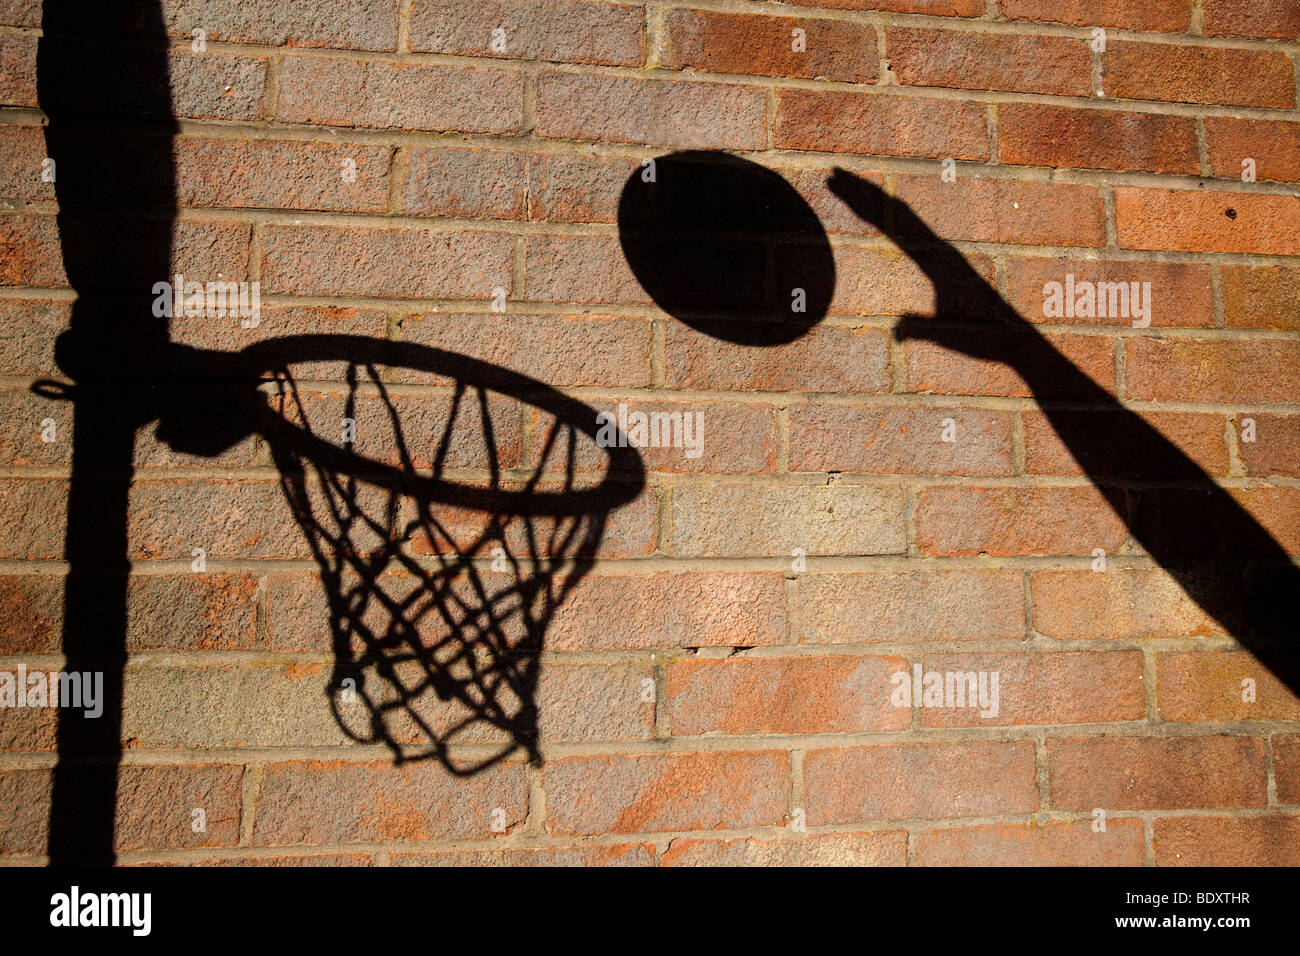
<box><xmin>242</xmin><ymin>336</ymin><xmax>644</xmax><ymax>774</ymax></box>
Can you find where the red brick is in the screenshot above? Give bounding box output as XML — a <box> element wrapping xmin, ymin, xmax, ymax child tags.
<box><xmin>0</xmin><ymin>574</ymin><xmax>64</xmax><ymax>654</ymax></box>
<box><xmin>0</xmin><ymin>479</ymin><xmax>66</xmax><ymax>560</ymax></box>
<box><xmin>546</xmin><ymin>572</ymin><xmax>789</xmax><ymax>651</ymax></box>
<box><xmin>917</xmin><ymin>651</ymin><xmax>1145</xmax><ymax>726</ymax></box>
<box><xmin>831</xmin><ymin>247</ymin><xmax>998</xmax><ymax>317</ymax></box>
<box><xmin>790</xmin><ymin>404</ymin><xmax>1013</xmax><ymax>476</ymax></box>
<box><xmin>805</xmin><ymin>741</ymin><xmax>1039</xmax><ymax>822</ymax></box>
<box><xmin>1049</xmin><ymin>736</ymin><xmax>1268</xmax><ymax>809</ymax></box>
<box><xmin>401</xmin><ymin>148</ymin><xmax>527</xmax><ymax>220</ymax></box>
<box><xmin>786</xmin><ymin>167</ymin><xmax>887</xmax><ymax>236</ymax></box>
<box><xmin>166</xmin><ymin>852</ymin><xmax>374</xmax><ymax>866</ymax></box>
<box><xmin>176</xmin><ymin>138</ymin><xmax>392</xmax><ymax>212</ymax></box>
<box><xmin>410</xmin><ymin>0</ymin><xmax>644</xmax><ymax>65</ymax></box>
<box><xmin>1235</xmin><ymin>413</ymin><xmax>1300</xmax><ymax>478</ymax></box>
<box><xmin>1158</xmin><ymin>652</ymin><xmax>1300</xmax><ymax>722</ymax></box>
<box><xmin>1276</xmin><ymin>734</ymin><xmax>1300</xmax><ymax>804</ymax></box>
<box><xmin>0</xmin><ymin>33</ymin><xmax>39</xmax><ymax>108</ymax></box>
<box><xmin>0</xmin><ymin>1</ymin><xmax>39</xmax><ymax>27</ymax></box>
<box><xmin>0</xmin><ymin>215</ymin><xmax>250</xmax><ymax>289</ymax></box>
<box><xmin>1202</xmin><ymin>0</ymin><xmax>1300</xmax><ymax>39</ymax></box>
<box><xmin>1125</xmin><ymin>338</ymin><xmax>1300</xmax><ymax>404</ymax></box>
<box><xmin>916</xmin><ymin>486</ymin><xmax>1128</xmax><ymax>557</ymax></box>
<box><xmin>1131</xmin><ymin>486</ymin><xmax>1300</xmax><ymax>556</ymax></box>
<box><xmin>1223</xmin><ymin>265</ymin><xmax>1300</xmax><ymax>331</ymax></box>
<box><xmin>0</xmin><ymin>126</ymin><xmax>54</xmax><ymax>202</ymax></box>
<box><xmin>1207</xmin><ymin>118</ymin><xmax>1300</xmax><ymax>185</ymax></box>
<box><xmin>165</xmin><ymin>52</ymin><xmax>267</xmax><ymax>121</ymax></box>
<box><xmin>260</xmin><ymin>225</ymin><xmax>510</xmax><ymax>299</ymax></box>
<box><xmin>1102</xmin><ymin>41</ymin><xmax>1294</xmax><ymax>109</ymax></box>
<box><xmin>668</xmin><ymin>484</ymin><xmax>907</xmax><ymax>558</ymax></box>
<box><xmin>999</xmin><ymin>0</ymin><xmax>1191</xmax><ymax>32</ymax></box>
<box><xmin>525</xmin><ymin>152</ymin><xmax>636</xmax><ymax>223</ymax></box>
<box><xmin>1024</xmin><ymin>410</ymin><xmax>1229</xmax><ymax>477</ymax></box>
<box><xmin>916</xmin><ymin>819</ymin><xmax>1146</xmax><ymax>865</ymax></box>
<box><xmin>662</xmin><ymin>832</ymin><xmax>907</xmax><ymax>866</ymax></box>
<box><xmin>543</xmin><ymin>399</ymin><xmax>775</xmax><ymax>475</ymax></box>
<box><xmin>1155</xmin><ymin>816</ymin><xmax>1300</xmax><ymax>865</ymax></box>
<box><xmin>277</xmin><ymin>58</ymin><xmax>523</xmax><ymax>133</ymax></box>
<box><xmin>0</xmin><ymin>298</ymin><xmax>67</xmax><ymax>376</ymax></box>
<box><xmin>1116</xmin><ymin>187</ymin><xmax>1300</xmax><ymax>255</ymax></box>
<box><xmin>255</xmin><ymin>759</ymin><xmax>528</xmax><ymax>844</ymax></box>
<box><xmin>887</xmin><ymin>28</ymin><xmax>1091</xmax><ymax>96</ymax></box>
<box><xmin>163</xmin><ymin>0</ymin><xmax>398</xmax><ymax>49</ymax></box>
<box><xmin>543</xmin><ymin>751</ymin><xmax>790</xmax><ymax>835</ymax></box>
<box><xmin>904</xmin><ymin>332</ymin><xmax>1117</xmax><ymax>399</ymax></box>
<box><xmin>776</xmin><ymin>90</ymin><xmax>988</xmax><ymax>159</ymax></box>
<box><xmin>998</xmin><ymin>104</ymin><xmax>1199</xmax><ymax>175</ymax></box>
<box><xmin>666</xmin><ymin>656</ymin><xmax>911</xmax><ymax>735</ymax></box>
<box><xmin>895</xmin><ymin>177</ymin><xmax>1106</xmax><ymax>247</ymax></box>
<box><xmin>127</xmin><ymin>479</ymin><xmax>312</xmax><ymax>560</ymax></box>
<box><xmin>1031</xmin><ymin>569</ymin><xmax>1246</xmax><ymax>640</ymax></box>
<box><xmin>665</xmin><ymin>322</ymin><xmax>891</xmax><ymax>394</ymax></box>
<box><xmin>0</xmin><ymin>765</ymin><xmax>244</xmax><ymax>855</ymax></box>
<box><xmin>535</xmin><ymin>72</ymin><xmax>765</xmax><ymax>150</ymax></box>
<box><xmin>1005</xmin><ymin>257</ymin><xmax>1214</xmax><ymax>328</ymax></box>
<box><xmin>410</xmin><ymin>479</ymin><xmax>658</xmax><ymax>559</ymax></box>
<box><xmin>801</xmin><ymin>570</ymin><xmax>1026</xmax><ymax>643</ymax></box>
<box><xmin>125</xmin><ymin>574</ymin><xmax>258</xmax><ymax>651</ymax></box>
<box><xmin>396</xmin><ymin>312</ymin><xmax>650</xmax><ymax>389</ymax></box>
<box><xmin>523</xmin><ymin>234</ymin><xmax>648</xmax><ymax>305</ymax></box>
<box><xmin>664</xmin><ymin>10</ymin><xmax>876</xmax><ymax>83</ymax></box>
<box><xmin>393</xmin><ymin>844</ymin><xmax>654</xmax><ymax>866</ymax></box>
<box><xmin>782</xmin><ymin>0</ymin><xmax>984</xmax><ymax>14</ymax></box>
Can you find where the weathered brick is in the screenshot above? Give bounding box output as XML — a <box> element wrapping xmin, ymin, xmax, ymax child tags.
<box><xmin>255</xmin><ymin>759</ymin><xmax>528</xmax><ymax>844</ymax></box>
<box><xmin>0</xmin><ymin>574</ymin><xmax>64</xmax><ymax>653</ymax></box>
<box><xmin>0</xmin><ymin>479</ymin><xmax>66</xmax><ymax>560</ymax></box>
<box><xmin>1005</xmin><ymin>257</ymin><xmax>1214</xmax><ymax>328</ymax></box>
<box><xmin>801</xmin><ymin>570</ymin><xmax>1026</xmax><ymax>643</ymax></box>
<box><xmin>916</xmin><ymin>486</ymin><xmax>1128</xmax><ymax>557</ymax></box>
<box><xmin>544</xmin><ymin>751</ymin><xmax>791</xmax><ymax>835</ymax></box>
<box><xmin>1024</xmin><ymin>410</ymin><xmax>1229</xmax><ymax>477</ymax></box>
<box><xmin>1102</xmin><ymin>41</ymin><xmax>1294</xmax><ymax>109</ymax></box>
<box><xmin>895</xmin><ymin>177</ymin><xmax>1107</xmax><ymax>247</ymax></box>
<box><xmin>396</xmin><ymin>312</ymin><xmax>651</xmax><ymax>389</ymax></box>
<box><xmin>917</xmin><ymin>819</ymin><xmax>1146</xmax><ymax>865</ymax></box>
<box><xmin>831</xmin><ymin>247</ymin><xmax>998</xmax><ymax>317</ymax></box>
<box><xmin>783</xmin><ymin>0</ymin><xmax>984</xmax><ymax>13</ymax></box>
<box><xmin>790</xmin><ymin>404</ymin><xmax>1013</xmax><ymax>476</ymax></box>
<box><xmin>666</xmin><ymin>656</ymin><xmax>910</xmax><ymax>735</ymax></box>
<box><xmin>277</xmin><ymin>58</ymin><xmax>523</xmax><ymax>133</ymax></box>
<box><xmin>0</xmin><ymin>125</ymin><xmax>55</xmax><ymax>202</ymax></box>
<box><xmin>410</xmin><ymin>0</ymin><xmax>644</xmax><ymax>65</ymax></box>
<box><xmin>1130</xmin><ymin>486</ymin><xmax>1300</xmax><ymax>556</ymax></box>
<box><xmin>260</xmin><ymin>225</ymin><xmax>511</xmax><ymax>299</ymax></box>
<box><xmin>525</xmin><ymin>152</ymin><xmax>637</xmax><ymax>223</ymax></box>
<box><xmin>999</xmin><ymin>0</ymin><xmax>1191</xmax><ymax>32</ymax></box>
<box><xmin>998</xmin><ymin>104</ymin><xmax>1199</xmax><ymax>175</ymax></box>
<box><xmin>805</xmin><ymin>741</ymin><xmax>1039</xmax><ymax>822</ymax></box>
<box><xmin>669</xmin><ymin>484</ymin><xmax>907</xmax><ymax>558</ymax></box>
<box><xmin>776</xmin><ymin>90</ymin><xmax>988</xmax><ymax>159</ymax></box>
<box><xmin>0</xmin><ymin>33</ymin><xmax>39</xmax><ymax>107</ymax></box>
<box><xmin>1157</xmin><ymin>652</ymin><xmax>1300</xmax><ymax>722</ymax></box>
<box><xmin>125</xmin><ymin>574</ymin><xmax>258</xmax><ymax>651</ymax></box>
<box><xmin>176</xmin><ymin>138</ymin><xmax>392</xmax><ymax>212</ymax></box>
<box><xmin>401</xmin><ymin>147</ymin><xmax>528</xmax><ymax>220</ymax></box>
<box><xmin>163</xmin><ymin>0</ymin><xmax>398</xmax><ymax>49</ymax></box>
<box><xmin>1235</xmin><ymin>413</ymin><xmax>1300</xmax><ymax>478</ymax></box>
<box><xmin>887</xmin><ymin>28</ymin><xmax>1092</xmax><ymax>96</ymax></box>
<box><xmin>1154</xmin><ymin>816</ymin><xmax>1300</xmax><ymax>865</ymax></box>
<box><xmin>0</xmin><ymin>0</ymin><xmax>39</xmax><ymax>27</ymax></box>
<box><xmin>665</xmin><ymin>322</ymin><xmax>891</xmax><ymax>394</ymax></box>
<box><xmin>0</xmin><ymin>298</ymin><xmax>68</xmax><ymax>376</ymax></box>
<box><xmin>1202</xmin><ymin>0</ymin><xmax>1300</xmax><ymax>39</ymax></box>
<box><xmin>917</xmin><ymin>651</ymin><xmax>1145</xmax><ymax>726</ymax></box>
<box><xmin>1207</xmin><ymin>118</ymin><xmax>1300</xmax><ymax>185</ymax></box>
<box><xmin>1276</xmin><ymin>734</ymin><xmax>1300</xmax><ymax>805</ymax></box>
<box><xmin>1222</xmin><ymin>265</ymin><xmax>1300</xmax><ymax>330</ymax></box>
<box><xmin>1116</xmin><ymin>187</ymin><xmax>1300</xmax><ymax>255</ymax></box>
<box><xmin>523</xmin><ymin>235</ymin><xmax>648</xmax><ymax>306</ymax></box>
<box><xmin>127</xmin><ymin>479</ymin><xmax>313</xmax><ymax>560</ymax></box>
<box><xmin>664</xmin><ymin>10</ymin><xmax>876</xmax><ymax>83</ymax></box>
<box><xmin>1031</xmin><ymin>568</ymin><xmax>1245</xmax><ymax>640</ymax></box>
<box><xmin>904</xmin><ymin>332</ymin><xmax>1117</xmax><ymax>399</ymax></box>
<box><xmin>535</xmin><ymin>72</ymin><xmax>765</xmax><ymax>149</ymax></box>
<box><xmin>393</xmin><ymin>844</ymin><xmax>654</xmax><ymax>866</ymax></box>
<box><xmin>1049</xmin><ymin>736</ymin><xmax>1268</xmax><ymax>809</ymax></box>
<box><xmin>547</xmin><ymin>572</ymin><xmax>789</xmax><ymax>651</ymax></box>
<box><xmin>662</xmin><ymin>832</ymin><xmax>907</xmax><ymax>866</ymax></box>
<box><xmin>1125</xmin><ymin>338</ymin><xmax>1300</xmax><ymax>404</ymax></box>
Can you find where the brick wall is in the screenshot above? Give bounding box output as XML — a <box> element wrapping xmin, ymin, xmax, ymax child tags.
<box><xmin>1</xmin><ymin>0</ymin><xmax>1299</xmax><ymax>866</ymax></box>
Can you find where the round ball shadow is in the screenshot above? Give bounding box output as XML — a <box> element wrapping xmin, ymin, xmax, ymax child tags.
<box><xmin>617</xmin><ymin>150</ymin><xmax>834</xmax><ymax>345</ymax></box>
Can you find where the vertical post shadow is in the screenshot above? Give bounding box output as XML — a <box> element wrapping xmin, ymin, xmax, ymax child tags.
<box><xmin>38</xmin><ymin>0</ymin><xmax>178</xmax><ymax>864</ymax></box>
